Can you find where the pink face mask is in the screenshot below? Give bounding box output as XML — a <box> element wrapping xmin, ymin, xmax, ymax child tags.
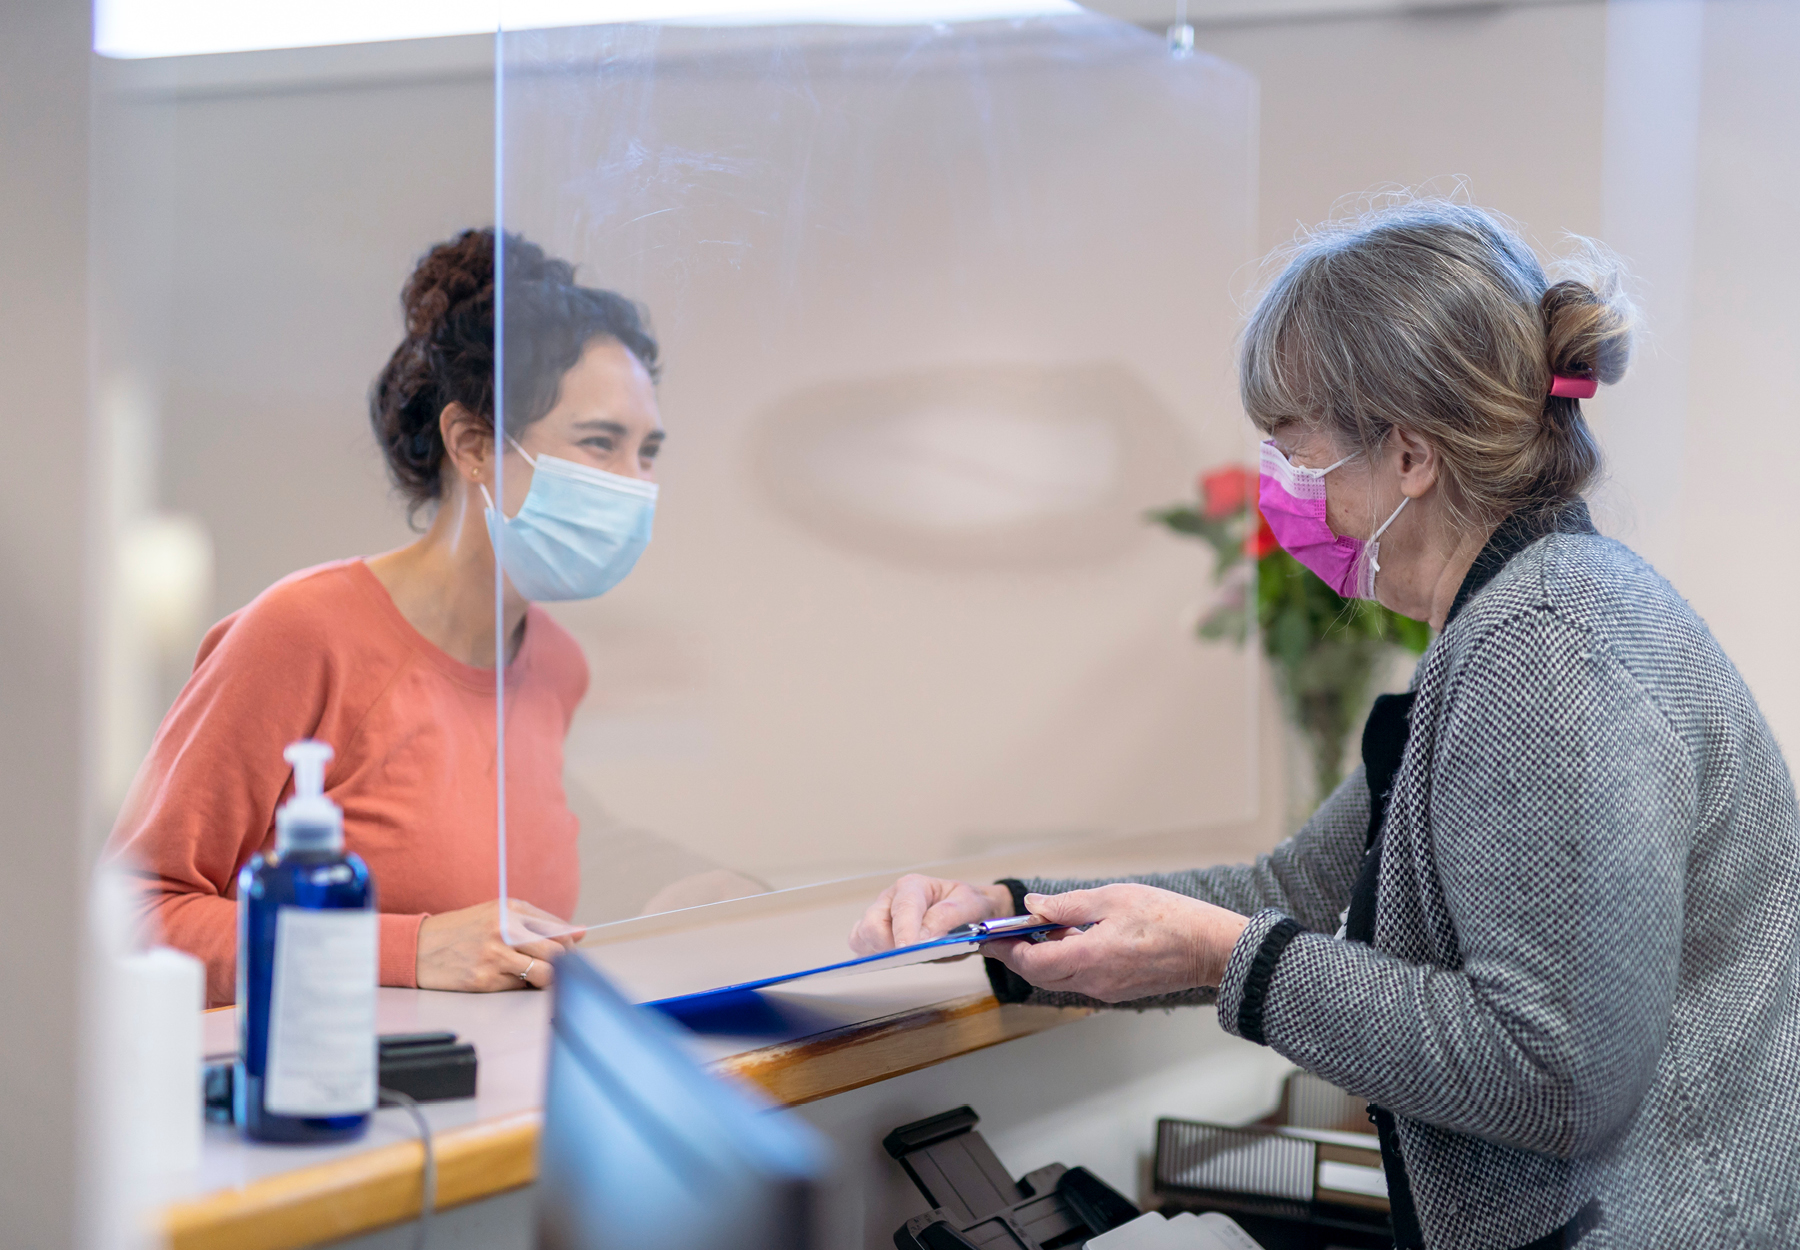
<box><xmin>1258</xmin><ymin>440</ymin><xmax>1407</xmax><ymax>600</ymax></box>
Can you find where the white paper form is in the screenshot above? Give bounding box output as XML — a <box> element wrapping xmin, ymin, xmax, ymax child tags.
<box><xmin>645</xmin><ymin>914</ymin><xmax>1061</xmax><ymax>1016</ymax></box>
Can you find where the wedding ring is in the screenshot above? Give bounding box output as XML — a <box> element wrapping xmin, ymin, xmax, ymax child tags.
<box><xmin>519</xmin><ymin>958</ymin><xmax>537</xmax><ymax>984</ymax></box>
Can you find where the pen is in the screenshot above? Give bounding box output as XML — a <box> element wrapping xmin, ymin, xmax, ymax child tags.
<box><xmin>943</xmin><ymin>914</ymin><xmax>1062</xmax><ymax>942</ymax></box>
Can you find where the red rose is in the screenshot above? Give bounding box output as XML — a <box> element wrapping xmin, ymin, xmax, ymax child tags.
<box><xmin>1245</xmin><ymin>505</ymin><xmax>1279</xmax><ymax>559</ymax></box>
<box><xmin>1200</xmin><ymin>465</ymin><xmax>1255</xmax><ymax>519</ymax></box>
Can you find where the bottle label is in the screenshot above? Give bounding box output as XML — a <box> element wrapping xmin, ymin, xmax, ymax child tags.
<box><xmin>265</xmin><ymin>906</ymin><xmax>377</xmax><ymax>1117</ymax></box>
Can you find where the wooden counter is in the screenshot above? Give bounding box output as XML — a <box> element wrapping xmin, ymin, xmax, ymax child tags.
<box><xmin>156</xmin><ymin>874</ymin><xmax>1105</xmax><ymax>1250</ymax></box>
<box><xmin>153</xmin><ymin>828</ymin><xmax>1272</xmax><ymax>1250</ymax></box>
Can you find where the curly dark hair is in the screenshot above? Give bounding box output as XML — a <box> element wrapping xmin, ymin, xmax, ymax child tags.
<box><xmin>369</xmin><ymin>228</ymin><xmax>660</xmax><ymax>519</ymax></box>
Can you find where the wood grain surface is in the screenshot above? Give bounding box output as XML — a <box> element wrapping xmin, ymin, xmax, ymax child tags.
<box><xmin>156</xmin><ymin>993</ymin><xmax>1092</xmax><ymax>1250</ymax></box>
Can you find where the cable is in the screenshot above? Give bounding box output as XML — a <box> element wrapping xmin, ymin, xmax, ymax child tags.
<box><xmin>379</xmin><ymin>1088</ymin><xmax>436</xmax><ymax>1250</ymax></box>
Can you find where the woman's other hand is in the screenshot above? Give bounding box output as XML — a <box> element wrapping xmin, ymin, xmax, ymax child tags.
<box><xmin>848</xmin><ymin>874</ymin><xmax>1013</xmax><ymax>954</ymax></box>
<box><xmin>985</xmin><ymin>885</ymin><xmax>1250</xmax><ymax>1003</ymax></box>
<box><xmin>416</xmin><ymin>898</ymin><xmax>586</xmax><ymax>991</ymax></box>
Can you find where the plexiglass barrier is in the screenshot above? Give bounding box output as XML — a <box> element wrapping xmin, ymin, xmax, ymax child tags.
<box><xmin>493</xmin><ymin>7</ymin><xmax>1260</xmax><ymax>932</ymax></box>
<box><xmin>81</xmin><ymin>0</ymin><xmax>1800</xmax><ymax>1007</ymax></box>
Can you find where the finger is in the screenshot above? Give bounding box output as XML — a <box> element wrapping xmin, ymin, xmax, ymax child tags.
<box><xmin>510</xmin><ymin>950</ymin><xmax>551</xmax><ymax>989</ymax></box>
<box><xmin>992</xmin><ymin>929</ymin><xmax>1094</xmax><ymax>986</ymax></box>
<box><xmin>918</xmin><ymin>892</ymin><xmax>982</xmax><ymax>940</ymax></box>
<box><xmin>507</xmin><ymin>935</ymin><xmax>566</xmax><ymax>969</ymax></box>
<box><xmin>504</xmin><ymin>898</ymin><xmax>574</xmax><ymax>928</ymax></box>
<box><xmin>539</xmin><ymin>923</ymin><xmax>585</xmax><ymax>951</ymax></box>
<box><xmin>1022</xmin><ymin>890</ymin><xmax>1106</xmax><ymax>928</ymax></box>
<box><xmin>849</xmin><ymin>886</ymin><xmax>898</xmax><ymax>955</ymax></box>
<box><xmin>847</xmin><ymin>887</ymin><xmax>894</xmax><ymax>955</ymax></box>
<box><xmin>527</xmin><ymin>949</ymin><xmax>565</xmax><ymax>988</ymax></box>
<box><xmin>985</xmin><ymin>937</ymin><xmax>1050</xmax><ymax>984</ymax></box>
<box><xmin>888</xmin><ymin>877</ymin><xmax>941</xmax><ymax>947</ymax></box>
<box><xmin>503</xmin><ymin>899</ymin><xmax>581</xmax><ymax>943</ymax></box>
<box><xmin>505</xmin><ymin>939</ymin><xmax>566</xmax><ymax>990</ymax></box>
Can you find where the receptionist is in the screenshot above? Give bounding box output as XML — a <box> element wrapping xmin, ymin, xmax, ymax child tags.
<box><xmin>107</xmin><ymin>229</ymin><xmax>667</xmax><ymax>1007</ymax></box>
<box><xmin>853</xmin><ymin>202</ymin><xmax>1800</xmax><ymax>1248</ymax></box>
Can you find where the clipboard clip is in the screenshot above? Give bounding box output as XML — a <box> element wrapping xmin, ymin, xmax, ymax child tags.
<box><xmin>942</xmin><ymin>914</ymin><xmax>1062</xmax><ymax>943</ymax></box>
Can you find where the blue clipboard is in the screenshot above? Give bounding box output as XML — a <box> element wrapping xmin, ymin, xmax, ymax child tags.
<box><xmin>645</xmin><ymin>914</ymin><xmax>1060</xmax><ymax>1022</ymax></box>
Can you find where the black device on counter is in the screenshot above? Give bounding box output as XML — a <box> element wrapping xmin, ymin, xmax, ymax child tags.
<box><xmin>376</xmin><ymin>1031</ymin><xmax>480</xmax><ymax>1102</ymax></box>
<box><xmin>203</xmin><ymin>1032</ymin><xmax>479</xmax><ymax>1123</ymax></box>
<box><xmin>885</xmin><ymin>1105</ymin><xmax>1139</xmax><ymax>1249</ymax></box>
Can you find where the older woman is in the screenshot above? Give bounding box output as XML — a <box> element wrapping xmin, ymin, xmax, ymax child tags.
<box><xmin>852</xmin><ymin>202</ymin><xmax>1800</xmax><ymax>1248</ymax></box>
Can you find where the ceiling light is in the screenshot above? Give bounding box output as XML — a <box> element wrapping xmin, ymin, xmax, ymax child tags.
<box><xmin>94</xmin><ymin>0</ymin><xmax>1080</xmax><ymax>60</ymax></box>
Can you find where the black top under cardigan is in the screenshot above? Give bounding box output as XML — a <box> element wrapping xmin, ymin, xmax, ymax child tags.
<box><xmin>1347</xmin><ymin>506</ymin><xmax>1606</xmax><ymax>1250</ymax></box>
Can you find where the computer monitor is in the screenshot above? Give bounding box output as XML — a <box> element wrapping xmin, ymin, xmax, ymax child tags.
<box><xmin>536</xmin><ymin>951</ymin><xmax>837</xmax><ymax>1250</ymax></box>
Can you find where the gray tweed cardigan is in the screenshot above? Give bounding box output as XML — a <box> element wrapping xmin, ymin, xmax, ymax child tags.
<box><xmin>1007</xmin><ymin>525</ymin><xmax>1800</xmax><ymax>1249</ymax></box>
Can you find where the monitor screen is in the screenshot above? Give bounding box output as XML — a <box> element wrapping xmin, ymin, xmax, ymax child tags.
<box><xmin>536</xmin><ymin>952</ymin><xmax>834</xmax><ymax>1250</ymax></box>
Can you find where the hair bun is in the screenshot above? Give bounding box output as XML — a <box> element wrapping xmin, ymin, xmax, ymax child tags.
<box><xmin>370</xmin><ymin>229</ymin><xmax>660</xmax><ymax>525</ymax></box>
<box><xmin>1540</xmin><ymin>246</ymin><xmax>1635</xmax><ymax>389</ymax></box>
<box><xmin>400</xmin><ymin>230</ymin><xmax>494</xmax><ymax>342</ymax></box>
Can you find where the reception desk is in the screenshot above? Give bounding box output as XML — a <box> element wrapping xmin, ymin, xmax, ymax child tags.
<box><xmin>156</xmin><ymin>835</ymin><xmax>1295</xmax><ymax>1250</ymax></box>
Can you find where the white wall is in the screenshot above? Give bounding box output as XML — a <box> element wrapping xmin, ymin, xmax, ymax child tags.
<box><xmin>1198</xmin><ymin>4</ymin><xmax>1607</xmax><ymax>253</ymax></box>
<box><xmin>0</xmin><ymin>0</ymin><xmax>91</xmax><ymax>1244</ymax></box>
<box><xmin>1667</xmin><ymin>0</ymin><xmax>1800</xmax><ymax>750</ymax></box>
<box><xmin>93</xmin><ymin>0</ymin><xmax>1800</xmax><ymax>906</ymax></box>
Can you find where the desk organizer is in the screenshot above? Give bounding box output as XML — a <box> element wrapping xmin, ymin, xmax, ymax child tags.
<box><xmin>1152</xmin><ymin>1111</ymin><xmax>1390</xmax><ymax>1250</ymax></box>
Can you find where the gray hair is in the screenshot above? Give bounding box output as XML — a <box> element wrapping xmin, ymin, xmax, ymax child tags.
<box><xmin>1240</xmin><ymin>199</ymin><xmax>1634</xmax><ymax>527</ymax></box>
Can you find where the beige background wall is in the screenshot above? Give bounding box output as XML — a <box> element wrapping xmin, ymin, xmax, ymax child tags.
<box><xmin>1663</xmin><ymin>0</ymin><xmax>1800</xmax><ymax>755</ymax></box>
<box><xmin>502</xmin><ymin>21</ymin><xmax>1262</xmax><ymax>894</ymax></box>
<box><xmin>1</xmin><ymin>0</ymin><xmax>90</xmax><ymax>1244</ymax></box>
<box><xmin>93</xmin><ymin>0</ymin><xmax>1800</xmax><ymax>924</ymax></box>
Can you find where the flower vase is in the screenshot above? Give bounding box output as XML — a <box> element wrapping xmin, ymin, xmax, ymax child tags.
<box><xmin>1273</xmin><ymin>635</ymin><xmax>1396</xmax><ymax>824</ymax></box>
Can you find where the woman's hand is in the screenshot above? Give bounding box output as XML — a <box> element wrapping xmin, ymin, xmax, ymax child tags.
<box><xmin>848</xmin><ymin>874</ymin><xmax>1013</xmax><ymax>954</ymax></box>
<box><xmin>416</xmin><ymin>898</ymin><xmax>586</xmax><ymax>992</ymax></box>
<box><xmin>985</xmin><ymin>885</ymin><xmax>1250</xmax><ymax>1003</ymax></box>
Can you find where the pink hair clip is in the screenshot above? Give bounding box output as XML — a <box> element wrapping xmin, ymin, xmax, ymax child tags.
<box><xmin>1550</xmin><ymin>375</ymin><xmax>1598</xmax><ymax>400</ymax></box>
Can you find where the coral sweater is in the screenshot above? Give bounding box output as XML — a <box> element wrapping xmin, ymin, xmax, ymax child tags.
<box><xmin>105</xmin><ymin>559</ymin><xmax>587</xmax><ymax>1007</ymax></box>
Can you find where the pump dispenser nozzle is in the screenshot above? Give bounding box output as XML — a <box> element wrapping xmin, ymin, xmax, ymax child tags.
<box><xmin>277</xmin><ymin>739</ymin><xmax>343</xmax><ymax>854</ymax></box>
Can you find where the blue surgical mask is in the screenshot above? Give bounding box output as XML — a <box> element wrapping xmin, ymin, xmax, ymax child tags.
<box><xmin>482</xmin><ymin>439</ymin><xmax>657</xmax><ymax>601</ymax></box>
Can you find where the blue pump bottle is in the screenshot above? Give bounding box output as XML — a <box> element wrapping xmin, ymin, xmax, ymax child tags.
<box><xmin>237</xmin><ymin>740</ymin><xmax>377</xmax><ymax>1142</ymax></box>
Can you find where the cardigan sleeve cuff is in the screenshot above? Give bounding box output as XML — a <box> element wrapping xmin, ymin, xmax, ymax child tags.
<box><xmin>379</xmin><ymin>912</ymin><xmax>426</xmax><ymax>989</ymax></box>
<box><xmin>996</xmin><ymin>878</ymin><xmax>1031</xmax><ymax>915</ymax></box>
<box><xmin>984</xmin><ymin>879</ymin><xmax>1037</xmax><ymax>1002</ymax></box>
<box><xmin>1216</xmin><ymin>908</ymin><xmax>1303</xmax><ymax>1045</ymax></box>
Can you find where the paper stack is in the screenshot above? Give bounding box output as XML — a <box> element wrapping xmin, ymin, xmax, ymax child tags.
<box><xmin>1087</xmin><ymin>1211</ymin><xmax>1264</xmax><ymax>1250</ymax></box>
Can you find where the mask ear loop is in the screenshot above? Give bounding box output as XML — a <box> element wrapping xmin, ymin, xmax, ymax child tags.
<box><xmin>1363</xmin><ymin>495</ymin><xmax>1409</xmax><ymax>594</ymax></box>
<box><xmin>1273</xmin><ymin>442</ymin><xmax>1356</xmax><ymax>479</ymax></box>
<box><xmin>1317</xmin><ymin>452</ymin><xmax>1356</xmax><ymax>476</ymax></box>
<box><xmin>480</xmin><ymin>437</ymin><xmax>539</xmax><ymax>513</ymax></box>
